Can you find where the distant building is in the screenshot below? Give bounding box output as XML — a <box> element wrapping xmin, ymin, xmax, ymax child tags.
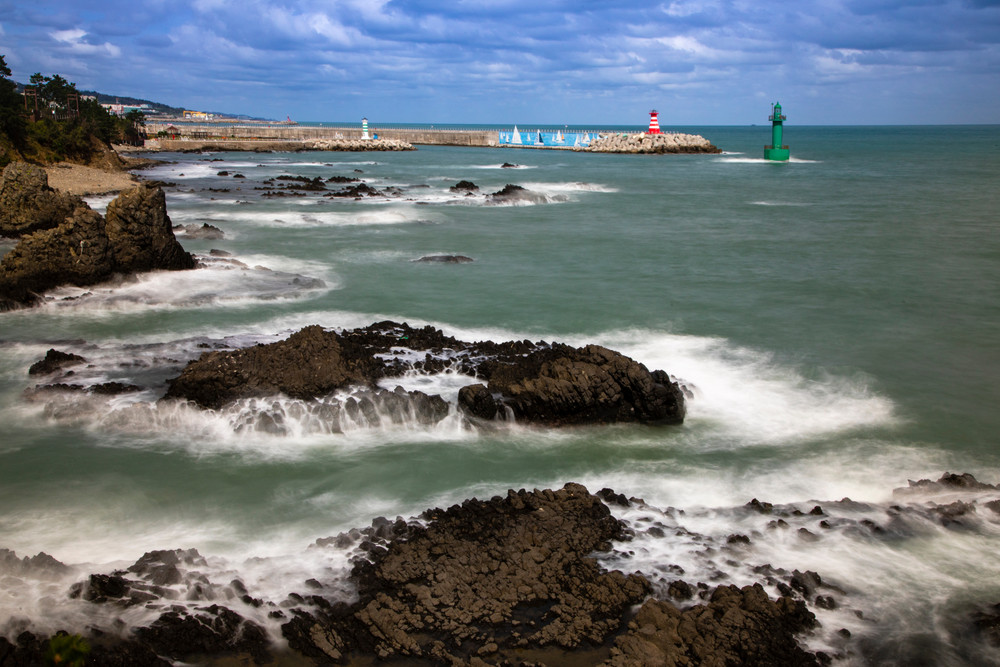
<box><xmin>183</xmin><ymin>110</ymin><xmax>212</xmax><ymax>120</ymax></box>
<box><xmin>101</xmin><ymin>102</ymin><xmax>152</xmax><ymax>116</ymax></box>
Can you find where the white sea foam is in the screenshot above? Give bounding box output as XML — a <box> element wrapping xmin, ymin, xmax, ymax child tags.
<box><xmin>716</xmin><ymin>156</ymin><xmax>820</xmax><ymax>165</ymax></box>
<box><xmin>34</xmin><ymin>259</ymin><xmax>332</xmax><ymax>315</ymax></box>
<box><xmin>179</xmin><ymin>206</ymin><xmax>436</xmax><ymax>228</ymax></box>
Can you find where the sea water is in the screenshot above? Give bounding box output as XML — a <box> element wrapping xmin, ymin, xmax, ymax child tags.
<box><xmin>1</xmin><ymin>125</ymin><xmax>999</xmax><ymax>663</ymax></box>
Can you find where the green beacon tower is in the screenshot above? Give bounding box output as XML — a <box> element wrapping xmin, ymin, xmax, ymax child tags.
<box><xmin>764</xmin><ymin>102</ymin><xmax>790</xmax><ymax>161</ymax></box>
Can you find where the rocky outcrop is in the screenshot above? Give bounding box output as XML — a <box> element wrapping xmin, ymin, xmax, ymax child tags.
<box><xmin>283</xmin><ymin>483</ymin><xmax>653</xmax><ymax>663</ymax></box>
<box><xmin>5</xmin><ymin>484</ymin><xmax>831</xmax><ymax>666</ymax></box>
<box><xmin>487</xmin><ymin>183</ymin><xmax>547</xmax><ymax>204</ymax></box>
<box><xmin>27</xmin><ymin>348</ymin><xmax>86</xmax><ymax>375</ymax></box>
<box><xmin>0</xmin><ymin>179</ymin><xmax>193</xmax><ymax>309</ymax></box>
<box><xmin>461</xmin><ymin>343</ymin><xmax>686</xmax><ymax>426</ymax></box>
<box><xmin>163</xmin><ymin>325</ymin><xmax>386</xmax><ymax>410</ymax></box>
<box><xmin>605</xmin><ymin>584</ymin><xmax>819</xmax><ymax>666</ymax></box>
<box><xmin>104</xmin><ymin>184</ymin><xmax>194</xmax><ymax>273</ymax></box>
<box><xmin>587</xmin><ymin>132</ymin><xmax>721</xmax><ymax>154</ymax></box>
<box><xmin>0</xmin><ymin>206</ymin><xmax>114</xmax><ymax>306</ymax></box>
<box><xmin>449</xmin><ymin>180</ymin><xmax>479</xmax><ymax>192</ymax></box>
<box><xmin>0</xmin><ymin>162</ymin><xmax>87</xmax><ymax>238</ymax></box>
<box><xmin>163</xmin><ymin>321</ymin><xmax>687</xmax><ymax>427</ymax></box>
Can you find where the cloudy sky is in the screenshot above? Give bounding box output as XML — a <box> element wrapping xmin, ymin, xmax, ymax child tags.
<box><xmin>1</xmin><ymin>0</ymin><xmax>998</xmax><ymax>125</ymax></box>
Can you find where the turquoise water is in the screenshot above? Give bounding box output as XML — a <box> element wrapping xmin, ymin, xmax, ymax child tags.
<box><xmin>2</xmin><ymin>125</ymin><xmax>1000</xmax><ymax>663</ymax></box>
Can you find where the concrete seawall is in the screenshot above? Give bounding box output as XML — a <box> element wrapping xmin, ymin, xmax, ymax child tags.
<box><xmin>144</xmin><ymin>123</ymin><xmax>499</xmax><ymax>149</ymax></box>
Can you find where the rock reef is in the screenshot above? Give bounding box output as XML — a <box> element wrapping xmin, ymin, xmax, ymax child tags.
<box><xmin>0</xmin><ymin>162</ymin><xmax>193</xmax><ymax>309</ymax></box>
<box><xmin>0</xmin><ymin>484</ymin><xmax>825</xmax><ymax>666</ymax></box>
<box><xmin>587</xmin><ymin>132</ymin><xmax>721</xmax><ymax>154</ymax></box>
<box><xmin>162</xmin><ymin>321</ymin><xmax>686</xmax><ymax>427</ymax></box>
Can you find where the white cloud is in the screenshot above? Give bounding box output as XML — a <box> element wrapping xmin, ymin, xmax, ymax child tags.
<box><xmin>50</xmin><ymin>28</ymin><xmax>121</xmax><ymax>57</ymax></box>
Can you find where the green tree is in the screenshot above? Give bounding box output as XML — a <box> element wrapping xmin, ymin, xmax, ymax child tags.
<box><xmin>0</xmin><ymin>55</ymin><xmax>27</xmax><ymax>153</ymax></box>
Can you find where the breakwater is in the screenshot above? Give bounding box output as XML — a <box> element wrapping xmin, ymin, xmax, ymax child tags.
<box><xmin>142</xmin><ymin>122</ymin><xmax>718</xmax><ymax>153</ymax></box>
<box><xmin>144</xmin><ymin>122</ymin><xmax>498</xmax><ymax>150</ymax></box>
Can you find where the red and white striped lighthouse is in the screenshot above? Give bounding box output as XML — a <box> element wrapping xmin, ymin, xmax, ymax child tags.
<box><xmin>647</xmin><ymin>109</ymin><xmax>661</xmax><ymax>134</ymax></box>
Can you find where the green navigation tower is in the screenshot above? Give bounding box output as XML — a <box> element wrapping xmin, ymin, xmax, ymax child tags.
<box><xmin>764</xmin><ymin>102</ymin><xmax>789</xmax><ymax>161</ymax></box>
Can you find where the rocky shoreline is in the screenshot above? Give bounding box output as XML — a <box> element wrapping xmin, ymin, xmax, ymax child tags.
<box><xmin>3</xmin><ymin>473</ymin><xmax>1000</xmax><ymax>665</ymax></box>
<box><xmin>0</xmin><ymin>162</ymin><xmax>193</xmax><ymax>310</ymax></box>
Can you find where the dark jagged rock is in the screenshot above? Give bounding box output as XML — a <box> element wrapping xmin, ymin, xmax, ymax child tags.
<box><xmin>894</xmin><ymin>472</ymin><xmax>999</xmax><ymax>497</ymax></box>
<box><xmin>133</xmin><ymin>605</ymin><xmax>271</xmax><ymax>663</ymax></box>
<box><xmin>283</xmin><ymin>483</ymin><xmax>652</xmax><ymax>663</ymax></box>
<box><xmin>0</xmin><ymin>181</ymin><xmax>193</xmax><ymax>309</ymax></box>
<box><xmin>413</xmin><ymin>254</ymin><xmax>474</xmax><ymax>263</ymax></box>
<box><xmin>164</xmin><ymin>325</ymin><xmax>386</xmax><ymax>410</ymax></box>
<box><xmin>0</xmin><ymin>163</ymin><xmax>87</xmax><ymax>238</ymax></box>
<box><xmin>0</xmin><ymin>548</ymin><xmax>71</xmax><ymax>577</ymax></box>
<box><xmin>104</xmin><ymin>184</ymin><xmax>194</xmax><ymax>273</ymax></box>
<box><xmin>449</xmin><ymin>180</ymin><xmax>479</xmax><ymax>192</ymax></box>
<box><xmin>467</xmin><ymin>343</ymin><xmax>686</xmax><ymax>426</ymax></box>
<box><xmin>163</xmin><ymin>321</ymin><xmax>687</xmax><ymax>427</ymax></box>
<box><xmin>0</xmin><ymin>206</ymin><xmax>113</xmax><ymax>307</ymax></box>
<box><xmin>326</xmin><ymin>183</ymin><xmax>382</xmax><ymax>198</ymax></box>
<box><xmin>171</xmin><ymin>223</ymin><xmax>224</xmax><ymax>240</ymax></box>
<box><xmin>604</xmin><ymin>584</ymin><xmax>819</xmax><ymax>666</ymax></box>
<box><xmin>27</xmin><ymin>348</ymin><xmax>86</xmax><ymax>375</ymax></box>
<box><xmin>489</xmin><ymin>183</ymin><xmax>526</xmax><ymax>199</ymax></box>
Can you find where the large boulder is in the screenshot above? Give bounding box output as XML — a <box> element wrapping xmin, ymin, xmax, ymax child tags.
<box><xmin>105</xmin><ymin>184</ymin><xmax>193</xmax><ymax>272</ymax></box>
<box><xmin>0</xmin><ymin>206</ymin><xmax>113</xmax><ymax>306</ymax></box>
<box><xmin>0</xmin><ymin>162</ymin><xmax>87</xmax><ymax>238</ymax></box>
<box><xmin>164</xmin><ymin>325</ymin><xmax>386</xmax><ymax>410</ymax></box>
<box><xmin>462</xmin><ymin>343</ymin><xmax>686</xmax><ymax>426</ymax></box>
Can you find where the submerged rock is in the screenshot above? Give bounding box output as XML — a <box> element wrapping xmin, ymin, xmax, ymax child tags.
<box><xmin>413</xmin><ymin>254</ymin><xmax>474</xmax><ymax>263</ymax></box>
<box><xmin>28</xmin><ymin>349</ymin><xmax>86</xmax><ymax>375</ymax></box>
<box><xmin>449</xmin><ymin>179</ymin><xmax>479</xmax><ymax>192</ymax></box>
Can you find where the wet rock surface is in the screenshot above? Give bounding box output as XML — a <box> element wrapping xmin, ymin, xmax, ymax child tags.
<box><xmin>11</xmin><ymin>475</ymin><xmax>1000</xmax><ymax>665</ymax></box>
<box><xmin>284</xmin><ymin>484</ymin><xmax>824</xmax><ymax>665</ymax></box>
<box><xmin>163</xmin><ymin>321</ymin><xmax>686</xmax><ymax>427</ymax></box>
<box><xmin>606</xmin><ymin>584</ymin><xmax>819</xmax><ymax>667</ymax></box>
<box><xmin>0</xmin><ymin>170</ymin><xmax>194</xmax><ymax>309</ymax></box>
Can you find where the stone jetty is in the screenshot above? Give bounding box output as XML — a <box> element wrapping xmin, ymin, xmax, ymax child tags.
<box><xmin>306</xmin><ymin>137</ymin><xmax>413</xmax><ymax>151</ymax></box>
<box><xmin>587</xmin><ymin>131</ymin><xmax>721</xmax><ymax>154</ymax></box>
